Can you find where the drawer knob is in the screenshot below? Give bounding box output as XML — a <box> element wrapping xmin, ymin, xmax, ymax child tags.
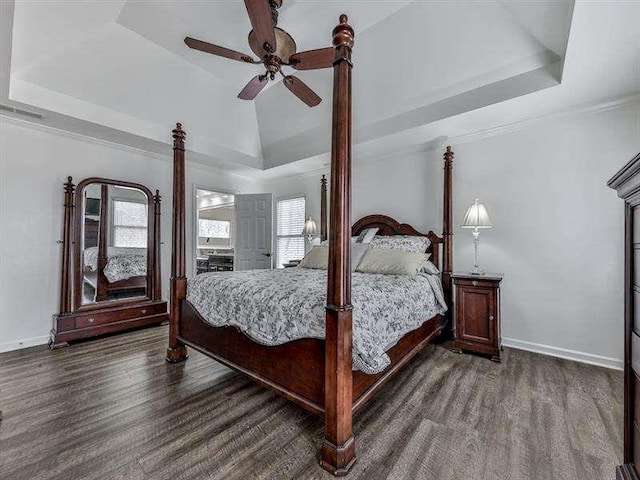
<box><xmin>141</xmin><ymin>309</ymin><xmax>147</xmax><ymax>314</ymax></box>
<box><xmin>489</xmin><ymin>315</ymin><xmax>494</xmax><ymax>321</ymax></box>
<box><xmin>472</xmin><ymin>281</ymin><xmax>478</xmax><ymax>286</ymax></box>
<box><xmin>88</xmin><ymin>317</ymin><xmax>94</xmax><ymax>323</ymax></box>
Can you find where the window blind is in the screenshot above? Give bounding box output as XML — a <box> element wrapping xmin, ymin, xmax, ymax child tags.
<box><xmin>113</xmin><ymin>200</ymin><xmax>147</xmax><ymax>248</ymax></box>
<box><xmin>276</xmin><ymin>196</ymin><xmax>306</xmax><ymax>268</ymax></box>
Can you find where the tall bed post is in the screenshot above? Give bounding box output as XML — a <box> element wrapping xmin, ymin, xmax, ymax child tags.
<box><xmin>320</xmin><ymin>174</ymin><xmax>328</xmax><ymax>242</ymax></box>
<box><xmin>442</xmin><ymin>146</ymin><xmax>454</xmax><ymax>337</ymax></box>
<box><xmin>321</xmin><ymin>14</ymin><xmax>356</xmax><ymax>476</ymax></box>
<box><xmin>166</xmin><ymin>123</ymin><xmax>189</xmax><ymax>363</ymax></box>
<box><xmin>59</xmin><ymin>177</ymin><xmax>75</xmax><ymax>314</ymax></box>
<box><xmin>153</xmin><ymin>189</ymin><xmax>163</xmax><ymax>302</ymax></box>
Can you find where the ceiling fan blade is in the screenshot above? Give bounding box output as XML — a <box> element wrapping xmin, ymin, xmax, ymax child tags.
<box><xmin>283</xmin><ymin>76</ymin><xmax>322</xmax><ymax>107</ymax></box>
<box><xmin>288</xmin><ymin>47</ymin><xmax>334</xmax><ymax>70</ymax></box>
<box><xmin>244</xmin><ymin>0</ymin><xmax>277</xmax><ymax>54</ymax></box>
<box><xmin>185</xmin><ymin>37</ymin><xmax>257</xmax><ymax>63</ymax></box>
<box><xmin>238</xmin><ymin>75</ymin><xmax>269</xmax><ymax>100</ymax></box>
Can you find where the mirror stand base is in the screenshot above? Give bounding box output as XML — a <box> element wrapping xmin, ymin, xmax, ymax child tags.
<box><xmin>50</xmin><ymin>302</ymin><xmax>168</xmax><ymax>348</ymax></box>
<box><xmin>166</xmin><ymin>345</ymin><xmax>188</xmax><ymax>363</ymax></box>
<box><xmin>49</xmin><ymin>331</ymin><xmax>69</xmax><ymax>350</ymax></box>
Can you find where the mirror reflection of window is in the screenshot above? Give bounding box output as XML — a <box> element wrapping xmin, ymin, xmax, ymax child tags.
<box><xmin>198</xmin><ymin>219</ymin><xmax>230</xmax><ymax>239</ymax></box>
<box><xmin>113</xmin><ymin>200</ymin><xmax>148</xmax><ymax>248</ymax></box>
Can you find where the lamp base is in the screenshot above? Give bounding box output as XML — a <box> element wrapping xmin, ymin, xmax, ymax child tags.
<box><xmin>469</xmin><ymin>266</ymin><xmax>486</xmax><ymax>276</ymax></box>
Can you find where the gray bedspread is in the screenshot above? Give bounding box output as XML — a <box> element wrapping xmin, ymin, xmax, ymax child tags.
<box><xmin>187</xmin><ymin>266</ymin><xmax>447</xmax><ymax>374</ymax></box>
<box><xmin>84</xmin><ymin>247</ymin><xmax>147</xmax><ymax>283</ymax></box>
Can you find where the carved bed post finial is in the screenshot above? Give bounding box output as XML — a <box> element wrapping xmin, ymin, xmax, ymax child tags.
<box><xmin>59</xmin><ymin>177</ymin><xmax>75</xmax><ymax>315</ymax></box>
<box><xmin>167</xmin><ymin>122</ymin><xmax>188</xmax><ymax>363</ymax></box>
<box><xmin>322</xmin><ymin>13</ymin><xmax>357</xmax><ymax>476</ymax></box>
<box><xmin>320</xmin><ymin>175</ymin><xmax>328</xmax><ymax>242</ymax></box>
<box><xmin>442</xmin><ymin>146</ymin><xmax>454</xmax><ymax>339</ymax></box>
<box><xmin>172</xmin><ymin>122</ymin><xmax>186</xmax><ymax>149</ymax></box>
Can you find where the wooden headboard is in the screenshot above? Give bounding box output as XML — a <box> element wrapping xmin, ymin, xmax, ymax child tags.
<box><xmin>351</xmin><ymin>214</ymin><xmax>443</xmax><ymax>269</ymax></box>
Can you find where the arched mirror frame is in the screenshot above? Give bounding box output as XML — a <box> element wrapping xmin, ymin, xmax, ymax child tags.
<box><xmin>72</xmin><ymin>177</ymin><xmax>158</xmax><ymax>310</ymax></box>
<box><xmin>51</xmin><ymin>176</ymin><xmax>168</xmax><ymax>349</ymax></box>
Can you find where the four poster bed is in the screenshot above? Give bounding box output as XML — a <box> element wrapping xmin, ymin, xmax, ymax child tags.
<box><xmin>166</xmin><ymin>15</ymin><xmax>454</xmax><ymax>476</ymax></box>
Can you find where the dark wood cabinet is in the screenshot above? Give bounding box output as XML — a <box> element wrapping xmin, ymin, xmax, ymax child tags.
<box><xmin>452</xmin><ymin>272</ymin><xmax>503</xmax><ymax>362</ymax></box>
<box><xmin>608</xmin><ymin>152</ymin><xmax>640</xmax><ymax>480</ymax></box>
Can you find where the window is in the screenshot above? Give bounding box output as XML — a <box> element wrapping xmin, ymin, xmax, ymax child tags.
<box><xmin>113</xmin><ymin>200</ymin><xmax>147</xmax><ymax>248</ymax></box>
<box><xmin>199</xmin><ymin>219</ymin><xmax>231</xmax><ymax>239</ymax></box>
<box><xmin>276</xmin><ymin>196</ymin><xmax>306</xmax><ymax>268</ymax></box>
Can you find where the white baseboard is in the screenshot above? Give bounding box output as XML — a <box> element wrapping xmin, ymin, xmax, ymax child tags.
<box><xmin>502</xmin><ymin>337</ymin><xmax>623</xmax><ymax>371</ymax></box>
<box><xmin>0</xmin><ymin>335</ymin><xmax>50</xmax><ymax>353</ymax></box>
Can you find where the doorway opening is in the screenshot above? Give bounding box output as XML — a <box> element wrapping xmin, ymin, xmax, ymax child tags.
<box><xmin>195</xmin><ymin>188</ymin><xmax>235</xmax><ymax>274</ymax></box>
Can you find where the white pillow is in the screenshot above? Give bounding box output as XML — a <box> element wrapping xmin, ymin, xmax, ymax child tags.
<box><xmin>351</xmin><ymin>243</ymin><xmax>369</xmax><ymax>271</ymax></box>
<box><xmin>369</xmin><ymin>235</ymin><xmax>431</xmax><ymax>253</ymax></box>
<box><xmin>355</xmin><ymin>227</ymin><xmax>379</xmax><ymax>244</ymax></box>
<box><xmin>321</xmin><ymin>236</ymin><xmax>358</xmax><ymax>246</ymax></box>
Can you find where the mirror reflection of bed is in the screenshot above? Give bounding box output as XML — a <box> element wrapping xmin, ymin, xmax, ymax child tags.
<box><xmin>81</xmin><ymin>183</ymin><xmax>148</xmax><ymax>304</ymax></box>
<box><xmin>195</xmin><ymin>189</ymin><xmax>235</xmax><ymax>275</ymax></box>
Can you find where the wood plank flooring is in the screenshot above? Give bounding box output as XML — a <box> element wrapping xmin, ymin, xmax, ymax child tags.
<box><xmin>0</xmin><ymin>325</ymin><xmax>622</xmax><ymax>480</ymax></box>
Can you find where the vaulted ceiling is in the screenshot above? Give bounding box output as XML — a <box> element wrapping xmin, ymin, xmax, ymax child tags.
<box><xmin>1</xmin><ymin>1</ymin><xmax>638</xmax><ymax>178</ymax></box>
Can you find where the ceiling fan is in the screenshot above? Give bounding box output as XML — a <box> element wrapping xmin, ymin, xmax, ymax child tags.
<box><xmin>184</xmin><ymin>0</ymin><xmax>334</xmax><ymax>107</ymax></box>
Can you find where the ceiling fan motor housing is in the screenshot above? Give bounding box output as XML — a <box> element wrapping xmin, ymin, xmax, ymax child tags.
<box><xmin>248</xmin><ymin>27</ymin><xmax>297</xmax><ymax>64</ymax></box>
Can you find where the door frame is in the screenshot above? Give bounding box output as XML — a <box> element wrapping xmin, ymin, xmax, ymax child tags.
<box><xmin>191</xmin><ymin>183</ymin><xmax>238</xmax><ymax>277</ymax></box>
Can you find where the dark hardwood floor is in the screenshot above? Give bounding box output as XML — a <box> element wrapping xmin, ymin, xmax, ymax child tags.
<box><xmin>0</xmin><ymin>325</ymin><xmax>622</xmax><ymax>480</ymax></box>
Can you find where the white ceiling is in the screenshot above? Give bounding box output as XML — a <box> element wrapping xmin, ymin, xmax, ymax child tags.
<box><xmin>2</xmin><ymin>0</ymin><xmax>639</xmax><ymax>178</ymax></box>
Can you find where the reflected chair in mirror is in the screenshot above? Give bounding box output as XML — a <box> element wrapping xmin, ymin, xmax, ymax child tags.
<box><xmin>50</xmin><ymin>177</ymin><xmax>169</xmax><ymax>349</ymax></box>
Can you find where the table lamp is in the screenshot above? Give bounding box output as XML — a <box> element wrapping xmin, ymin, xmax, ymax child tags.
<box><xmin>461</xmin><ymin>198</ymin><xmax>492</xmax><ymax>275</ymax></box>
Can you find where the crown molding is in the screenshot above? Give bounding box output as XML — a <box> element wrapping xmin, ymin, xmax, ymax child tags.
<box><xmin>3</xmin><ymin>91</ymin><xmax>638</xmax><ymax>187</ymax></box>
<box><xmin>451</xmin><ymin>92</ymin><xmax>640</xmax><ymax>146</ymax></box>
<box><xmin>0</xmin><ymin>113</ymin><xmax>259</xmax><ymax>182</ymax></box>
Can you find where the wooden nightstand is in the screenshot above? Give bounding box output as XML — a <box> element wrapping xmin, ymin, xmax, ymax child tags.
<box><xmin>452</xmin><ymin>272</ymin><xmax>503</xmax><ymax>362</ymax></box>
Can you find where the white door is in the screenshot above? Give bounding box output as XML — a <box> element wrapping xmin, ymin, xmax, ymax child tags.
<box><xmin>235</xmin><ymin>194</ymin><xmax>273</xmax><ymax>270</ymax></box>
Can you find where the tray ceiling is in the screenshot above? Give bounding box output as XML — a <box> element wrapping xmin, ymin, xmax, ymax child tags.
<box><xmin>3</xmin><ymin>1</ymin><xmax>637</xmax><ymax>178</ymax></box>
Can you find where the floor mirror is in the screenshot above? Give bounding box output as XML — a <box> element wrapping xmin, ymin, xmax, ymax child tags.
<box><xmin>50</xmin><ymin>177</ymin><xmax>168</xmax><ymax>348</ymax></box>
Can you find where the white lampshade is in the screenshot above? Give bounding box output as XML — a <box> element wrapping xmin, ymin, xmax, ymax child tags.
<box><xmin>461</xmin><ymin>198</ymin><xmax>492</xmax><ymax>229</ymax></box>
<box><xmin>302</xmin><ymin>217</ymin><xmax>318</xmax><ymax>239</ymax></box>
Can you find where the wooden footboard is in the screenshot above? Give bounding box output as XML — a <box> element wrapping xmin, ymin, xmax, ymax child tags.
<box><xmin>179</xmin><ymin>299</ymin><xmax>325</xmax><ymax>415</ymax></box>
<box><xmin>178</xmin><ymin>299</ymin><xmax>445</xmax><ymax>416</ymax></box>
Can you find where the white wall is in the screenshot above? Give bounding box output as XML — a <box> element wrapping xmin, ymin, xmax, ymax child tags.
<box><xmin>263</xmin><ymin>103</ymin><xmax>640</xmax><ymax>369</ymax></box>
<box><xmin>0</xmin><ymin>118</ymin><xmax>260</xmax><ymax>351</ymax></box>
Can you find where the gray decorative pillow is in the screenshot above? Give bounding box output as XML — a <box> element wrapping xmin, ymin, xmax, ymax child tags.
<box><xmin>298</xmin><ymin>246</ymin><xmax>328</xmax><ymax>269</ymax></box>
<box><xmin>356</xmin><ymin>227</ymin><xmax>379</xmax><ymax>244</ymax></box>
<box><xmin>356</xmin><ymin>248</ymin><xmax>431</xmax><ymax>276</ymax></box>
<box><xmin>299</xmin><ymin>244</ymin><xmax>369</xmax><ymax>272</ymax></box>
<box><xmin>369</xmin><ymin>235</ymin><xmax>431</xmax><ymax>253</ymax></box>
